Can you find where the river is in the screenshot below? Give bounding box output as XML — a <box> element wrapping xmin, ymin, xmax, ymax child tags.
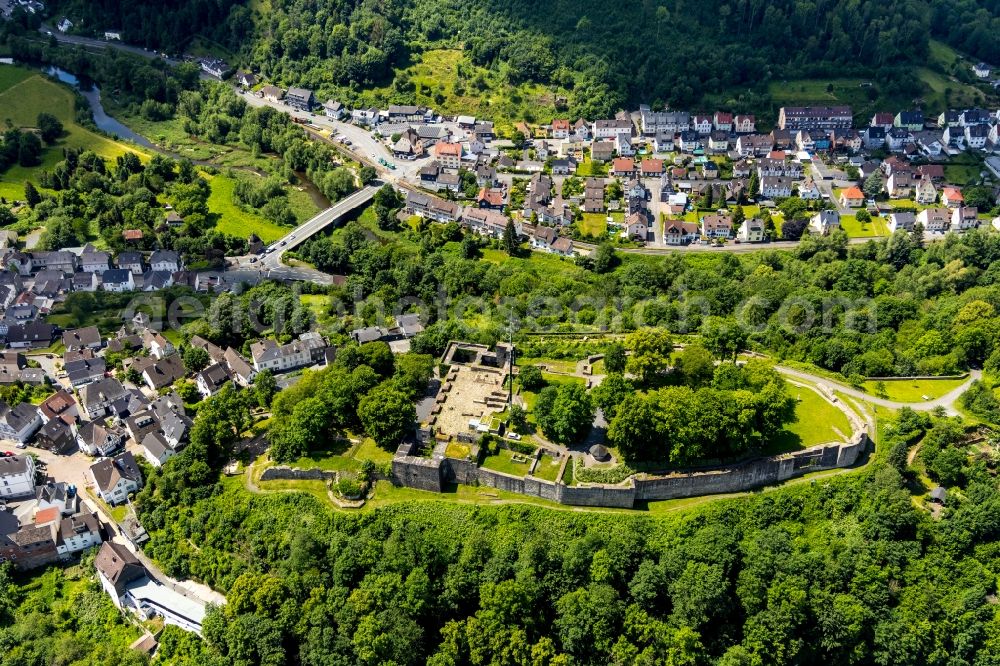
<box><xmin>44</xmin><ymin>66</ymin><xmax>153</xmax><ymax>148</ymax></box>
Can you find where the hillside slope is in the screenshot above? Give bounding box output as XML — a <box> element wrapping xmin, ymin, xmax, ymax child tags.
<box><xmin>45</xmin><ymin>0</ymin><xmax>1000</xmax><ymax>119</ymax></box>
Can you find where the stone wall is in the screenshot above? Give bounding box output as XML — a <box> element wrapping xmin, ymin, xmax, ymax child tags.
<box><xmin>260</xmin><ymin>466</ymin><xmax>334</xmax><ymax>482</ymax></box>
<box><xmin>388</xmin><ymin>433</ymin><xmax>869</xmax><ymax>509</ymax></box>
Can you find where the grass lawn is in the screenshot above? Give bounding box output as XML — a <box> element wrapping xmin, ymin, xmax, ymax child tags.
<box><xmin>480</xmin><ymin>247</ymin><xmax>583</xmax><ymax>278</ymax></box>
<box><xmin>445</xmin><ymin>441</ymin><xmax>472</xmax><ymax>460</ymax></box>
<box><xmin>0</xmin><ymin>69</ymin><xmax>149</xmax><ymax>201</ymax></box>
<box><xmin>578</xmin><ymin>213</ymin><xmax>609</xmax><ymax>237</ymax></box>
<box><xmin>531</xmin><ymin>454</ymin><xmax>562</xmax><ymax>482</ymax></box>
<box><xmin>944</xmin><ymin>160</ymin><xmax>984</xmax><ymax>186</ymax></box>
<box><xmin>351</xmin><ymin>437</ymin><xmax>395</xmax><ymax>464</ymax></box>
<box><xmin>518</xmin><ymin>357</ymin><xmax>580</xmax><ymax>374</ymax></box>
<box><xmin>862</xmin><ymin>377</ymin><xmax>967</xmax><ymax>403</ymax></box>
<box><xmin>769</xmin><ymin>386</ymin><xmax>851</xmax><ymax>452</ymax></box>
<box><xmin>204</xmin><ymin>172</ymin><xmax>293</xmax><ymax>242</ymax></box>
<box><xmin>481</xmin><ymin>447</ymin><xmax>535</xmax><ymax>477</ymax></box>
<box><xmin>576</xmin><ymin>157</ymin><xmax>609</xmax><ymax>177</ymax></box>
<box><xmin>839</xmin><ymin>213</ymin><xmax>889</xmax><ymax>238</ymax></box>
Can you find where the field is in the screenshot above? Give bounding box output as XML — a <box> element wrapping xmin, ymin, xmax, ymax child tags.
<box><xmin>862</xmin><ymin>377</ymin><xmax>967</xmax><ymax>402</ymax></box>
<box><xmin>270</xmin><ymin>435</ymin><xmax>394</xmax><ymax>474</ymax></box>
<box><xmin>204</xmin><ymin>172</ymin><xmax>297</xmax><ymax>243</ymax></box>
<box><xmin>0</xmin><ymin>68</ymin><xmax>149</xmax><ymax>201</ymax></box>
<box><xmin>360</xmin><ymin>49</ymin><xmax>568</xmax><ymax>134</ymax></box>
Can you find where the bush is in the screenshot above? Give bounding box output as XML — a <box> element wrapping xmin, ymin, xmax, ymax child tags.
<box><xmin>336</xmin><ymin>476</ymin><xmax>363</xmax><ymax>499</ymax></box>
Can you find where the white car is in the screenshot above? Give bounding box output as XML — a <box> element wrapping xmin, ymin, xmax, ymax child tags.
<box><xmin>507</xmin><ymin>433</ymin><xmax>522</xmax><ymax>441</ymax></box>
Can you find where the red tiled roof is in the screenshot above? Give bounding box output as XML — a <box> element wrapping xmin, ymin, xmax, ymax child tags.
<box><xmin>841</xmin><ymin>186</ymin><xmax>864</xmax><ymax>200</ymax></box>
<box><xmin>612</xmin><ymin>158</ymin><xmax>635</xmax><ymax>173</ymax></box>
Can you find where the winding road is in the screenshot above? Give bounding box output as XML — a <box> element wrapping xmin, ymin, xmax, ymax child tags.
<box><xmin>774</xmin><ymin>366</ymin><xmax>981</xmax><ymax>415</ymax></box>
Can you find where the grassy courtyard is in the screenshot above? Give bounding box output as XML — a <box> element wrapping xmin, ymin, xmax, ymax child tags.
<box><xmin>481</xmin><ymin>447</ymin><xmax>535</xmax><ymax>477</ymax></box>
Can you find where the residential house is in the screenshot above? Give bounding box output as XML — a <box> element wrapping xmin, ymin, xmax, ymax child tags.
<box><xmin>386</xmin><ymin>105</ymin><xmax>424</xmax><ymax>123</ymax></box>
<box><xmin>761</xmin><ymin>176</ymin><xmax>793</xmax><ymax>199</ymax></box>
<box><xmin>39</xmin><ymin>390</ymin><xmax>78</xmax><ymax>425</ymax></box>
<box><xmin>56</xmin><ymin>512</ymin><xmax>102</xmax><ymax>557</ymax></box>
<box><xmin>700</xmin><ymin>213</ymin><xmax>733</xmax><ymax>239</ymax></box>
<box><xmin>732</xmin><ymin>160</ymin><xmax>752</xmax><ymax>178</ymax></box>
<box><xmin>737</xmin><ymin>218</ymin><xmax>766</xmax><ymax>243</ymax></box>
<box><xmin>260</xmin><ymin>85</ymin><xmax>283</xmax><ymax>102</ymax></box>
<box><xmin>614</xmin><ymin>132</ymin><xmax>634</xmax><ymax>157</ymax></box>
<box><xmin>973</xmin><ymin>62</ymin><xmax>991</xmax><ymax>79</ymax></box>
<box><xmin>463</xmin><ymin>208</ymin><xmax>511</xmax><ymax>239</ymax></box>
<box><xmin>713</xmin><ymin>112</ymin><xmax>733</xmax><ymax>132</ymax></box>
<box><xmin>592</xmin><ymin>119</ymin><xmax>632</xmax><ymax>139</ymax></box>
<box><xmin>285</xmin><ymin>87</ymin><xmax>314</xmax><ymax>111</ymax></box>
<box><xmin>663</xmin><ymin>221</ymin><xmax>700</xmax><ymax>245</ymax></box>
<box><xmin>571</xmin><ymin>118</ymin><xmax>591</xmax><ymax>141</ymax></box>
<box><xmin>322</xmin><ymin>99</ymin><xmax>345</xmax><ymax>119</ymax></box>
<box><xmin>432</xmin><ymin>142</ymin><xmax>462</xmax><ymax>170</ymax></box>
<box><xmin>887</xmin><ymin>172</ymin><xmax>913</xmax><ymax>199</ymax></box>
<box><xmin>250</xmin><ymin>334</ymin><xmax>327</xmax><ymax>373</ymax></box>
<box><xmin>529</xmin><ymin>226</ymin><xmax>557</xmax><ymax>252</ymax></box>
<box><xmin>79</xmin><ymin>249</ymin><xmax>110</xmax><ymax>274</ymax></box>
<box><xmin>351</xmin><ymin>107</ymin><xmax>379</xmax><ymax>126</ymax></box>
<box><xmin>965</xmin><ymin>123</ymin><xmax>989</xmax><ymax>150</ymax></box>
<box><xmin>886</xmin><ymin>127</ymin><xmax>910</xmax><ymax>152</ymax></box>
<box><xmin>915</xmin><ymin>179</ymin><xmax>938</xmax><ymax>205</ymax></box>
<box><xmin>476</xmin><ymin>187</ymin><xmax>506</xmax><ymax>210</ymax></box>
<box><xmin>142</xmin><ymin>432</ymin><xmax>175</xmax><ymax>467</ymax></box>
<box><xmin>810</xmin><ymin>210</ymin><xmax>841</xmax><ymax>235</ymax></box>
<box><xmin>640</xmin><ymin>159</ymin><xmax>664</xmax><ymax>177</ymax></box>
<box><xmin>621</xmin><ymin>212</ymin><xmax>649</xmax><ymax>242</ymax></box>
<box><xmin>839</xmin><ymin>187</ymin><xmax>865</xmax><ymax>208</ymax></box>
<box><xmin>942</xmin><ymin>188</ymin><xmax>965</xmax><ymax>208</ymax></box>
<box><xmin>888</xmin><ymin>211</ymin><xmax>917</xmax><ymax>232</ymax></box>
<box><xmin>778</xmin><ymin>106</ymin><xmax>853</xmax><ymax>130</ymax></box>
<box><xmin>894</xmin><ymin>110</ymin><xmax>924</xmax><ymax>132</ymax></box>
<box><xmin>797</xmin><ymin>179</ymin><xmax>821</xmax><ymax>200</ymax></box>
<box><xmin>691</xmin><ymin>115</ymin><xmax>713</xmax><ymax>135</ymax></box>
<box><xmin>116</xmin><ymin>252</ymin><xmax>144</xmax><ymax>274</ymax></box>
<box><xmin>35</xmin><ymin>482</ymin><xmax>80</xmax><ymax>517</ymax></box>
<box><xmin>34</xmin><ymin>418</ymin><xmax>75</xmax><ymax>455</ymax></box>
<box><xmin>863</xmin><ymin>126</ymin><xmax>886</xmax><ymax>149</ymax></box>
<box><xmin>735</xmin><ymin>134</ymin><xmax>772</xmax><ymax>157</ymax></box>
<box><xmin>835</xmin><ymin>128</ymin><xmax>864</xmax><ymax>153</ymax></box>
<box><xmin>224</xmin><ymin>348</ymin><xmax>256</xmax><ymax>387</ymax></box>
<box><xmin>951</xmin><ymin>207</ymin><xmax>980</xmax><ymax>232</ymax></box>
<box><xmin>917</xmin><ymin>208</ymin><xmax>951</xmax><ymax>232</ymax></box>
<box><xmin>88</xmin><ymin>452</ymin><xmax>142</xmax><ymax>505</ymax></box>
<box><xmin>591</xmin><ymin>141</ymin><xmax>615</xmax><ymax>162</ymax></box>
<box><xmin>3</xmin><ymin>322</ymin><xmax>53</xmax><ymax>350</ymax></box>
<box><xmin>80</xmin><ymin>377</ymin><xmax>128</xmax><ymax>419</ymax></box>
<box><xmin>76</xmin><ymin>418</ymin><xmax>126</xmax><ymax>457</ymax></box>
<box><xmin>960</xmin><ymin>108</ymin><xmax>991</xmax><ymax>126</ymax></box>
<box><xmin>141</xmin><ymin>355</ymin><xmax>185</xmax><ymax>391</ymax></box>
<box><xmin>101</xmin><ymin>269</ymin><xmax>134</xmax><ymax>292</ymax></box>
<box><xmin>708</xmin><ymin>131</ymin><xmax>729</xmax><ymax>152</ymax></box>
<box><xmin>611</xmin><ymin>158</ymin><xmax>636</xmax><ymax>177</ymax></box>
<box><xmin>871</xmin><ymin>112</ymin><xmax>895</xmax><ymax>129</ymax></box>
<box><xmin>195</xmin><ymin>363</ymin><xmax>231</xmax><ymax>399</ymax></box>
<box><xmin>550</xmin><ymin>159</ymin><xmax>574</xmax><ymax>176</ymax></box>
<box><xmin>94</xmin><ymin>541</ymin><xmax>145</xmax><ymax>607</ymax></box>
<box><xmin>65</xmin><ymin>357</ymin><xmax>106</xmax><ymax>388</ymax></box>
<box><xmin>0</xmin><ymin>454</ymin><xmax>36</xmax><ymax>499</ymax></box>
<box><xmin>550</xmin><ymin>237</ymin><xmax>574</xmax><ymax>257</ymax></box>
<box><xmin>733</xmin><ymin>114</ymin><xmax>756</xmax><ymax>134</ymax></box>
<box><xmin>234</xmin><ymin>71</ymin><xmax>256</xmax><ymax>88</ymax></box>
<box><xmin>551</xmin><ymin>119</ymin><xmax>570</xmax><ymax>139</ymax></box>
<box><xmin>677</xmin><ymin>131</ymin><xmax>702</xmax><ymax>152</ymax></box>
<box><xmin>0</xmin><ymin>402</ymin><xmax>41</xmax><ymax>443</ymax></box>
<box><xmin>652</xmin><ymin>133</ymin><xmax>674</xmax><ymax>153</ymax></box>
<box><xmin>62</xmin><ymin>326</ymin><xmax>101</xmax><ymax>352</ymax></box>
<box><xmin>149</xmin><ymin>250</ymin><xmax>180</xmax><ymax>273</ymax></box>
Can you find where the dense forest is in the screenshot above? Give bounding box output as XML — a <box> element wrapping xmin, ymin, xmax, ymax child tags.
<box><xmin>126</xmin><ymin>396</ymin><xmax>1000</xmax><ymax>665</ymax></box>
<box><xmin>33</xmin><ymin>0</ymin><xmax>1000</xmax><ymax>116</ymax></box>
